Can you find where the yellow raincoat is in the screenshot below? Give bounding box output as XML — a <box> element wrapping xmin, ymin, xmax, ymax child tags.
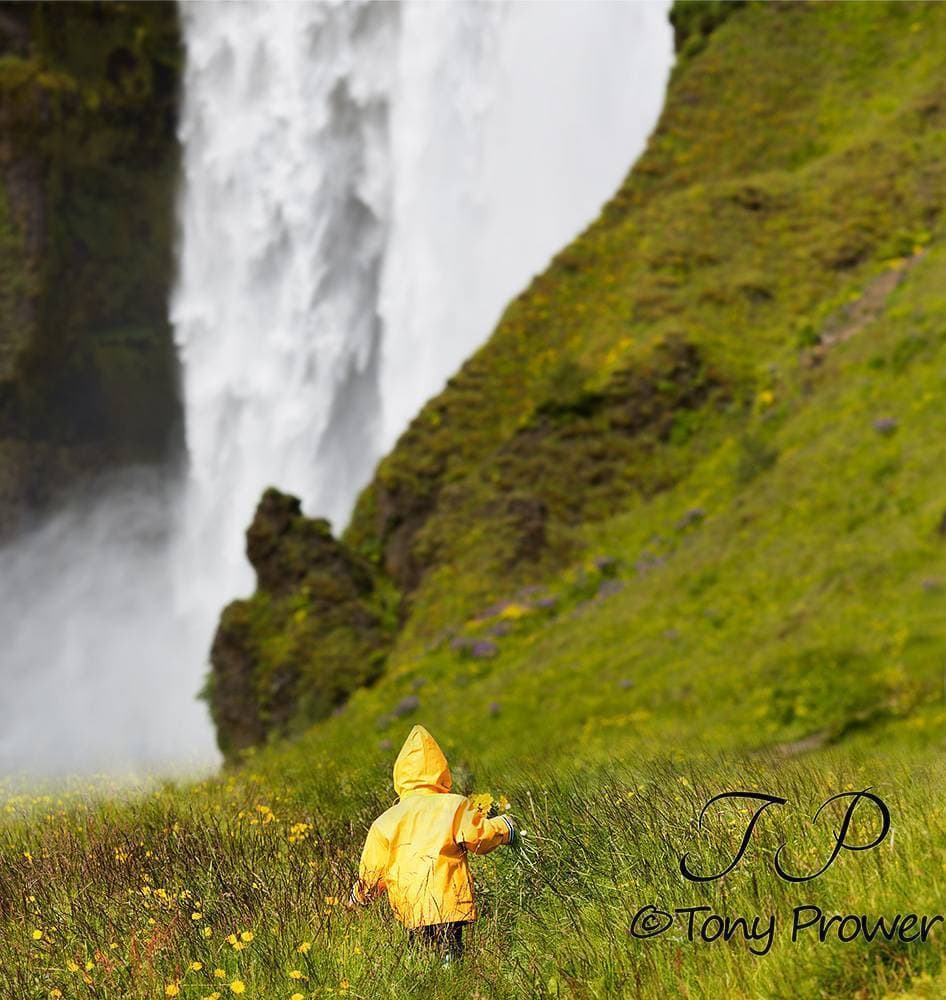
<box><xmin>351</xmin><ymin>725</ymin><xmax>515</xmax><ymax>928</ymax></box>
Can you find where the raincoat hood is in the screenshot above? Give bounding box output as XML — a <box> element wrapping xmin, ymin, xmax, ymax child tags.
<box><xmin>393</xmin><ymin>725</ymin><xmax>452</xmax><ymax>797</ymax></box>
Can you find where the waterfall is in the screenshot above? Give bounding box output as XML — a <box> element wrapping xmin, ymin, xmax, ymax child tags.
<box><xmin>0</xmin><ymin>0</ymin><xmax>673</xmax><ymax>778</ymax></box>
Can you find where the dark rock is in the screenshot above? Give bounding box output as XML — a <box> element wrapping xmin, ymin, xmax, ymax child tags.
<box><xmin>635</xmin><ymin>551</ymin><xmax>655</xmax><ymax>572</ymax></box>
<box><xmin>488</xmin><ymin>621</ymin><xmax>512</xmax><ymax>637</ymax></box>
<box><xmin>938</xmin><ymin>510</ymin><xmax>946</xmax><ymax>537</ymax></box>
<box><xmin>209</xmin><ymin>488</ymin><xmax>395</xmax><ymax>761</ymax></box>
<box><xmin>451</xmin><ymin>636</ymin><xmax>499</xmax><ymax>659</ymax></box>
<box><xmin>676</xmin><ymin>507</ymin><xmax>705</xmax><ymax>530</ymax></box>
<box><xmin>488</xmin><ymin>701</ymin><xmax>501</xmax><ymax>717</ymax></box>
<box><xmin>618</xmin><ymin>678</ymin><xmax>634</xmax><ymax>690</ymax></box>
<box><xmin>670</xmin><ymin>0</ymin><xmax>746</xmax><ymax>57</ymax></box>
<box><xmin>202</xmin><ymin>613</ymin><xmax>267</xmax><ymax>756</ymax></box>
<box><xmin>635</xmin><ymin>552</ymin><xmax>666</xmax><ymax>574</ymax></box>
<box><xmin>597</xmin><ymin>579</ymin><xmax>624</xmax><ymax>599</ymax></box>
<box><xmin>378</xmin><ymin>739</ymin><xmax>393</xmax><ymax>752</ymax></box>
<box><xmin>873</xmin><ymin>417</ymin><xmax>898</xmax><ymax>436</ymax></box>
<box><xmin>594</xmin><ymin>555</ymin><xmax>619</xmax><ymax>575</ymax></box>
<box><xmin>393</xmin><ymin>695</ymin><xmax>420</xmax><ymax>718</ymax></box>
<box><xmin>246</xmin><ymin>488</ymin><xmax>372</xmax><ymax>596</ymax></box>
<box><xmin>470</xmin><ymin>640</ymin><xmax>498</xmax><ymax>659</ymax></box>
<box><xmin>534</xmin><ymin>595</ymin><xmax>558</xmax><ymax>610</ymax></box>
<box><xmin>921</xmin><ymin>578</ymin><xmax>943</xmax><ymax>593</ymax></box>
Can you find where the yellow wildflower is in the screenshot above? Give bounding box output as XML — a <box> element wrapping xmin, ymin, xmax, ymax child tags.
<box><xmin>289</xmin><ymin>969</ymin><xmax>304</xmax><ymax>980</ymax></box>
<box><xmin>165</xmin><ymin>986</ymin><xmax>180</xmax><ymax>997</ymax></box>
<box><xmin>202</xmin><ymin>926</ymin><xmax>213</xmax><ymax>938</ymax></box>
<box><xmin>254</xmin><ymin>804</ymin><xmax>275</xmax><ymax>824</ymax></box>
<box><xmin>296</xmin><ymin>941</ymin><xmax>311</xmax><ymax>954</ymax></box>
<box><xmin>240</xmin><ymin>930</ymin><xmax>254</xmax><ymax>942</ymax></box>
<box><xmin>214</xmin><ymin>969</ymin><xmax>227</xmax><ymax>979</ymax></box>
<box><xmin>230</xmin><ymin>981</ymin><xmax>246</xmax><ymax>995</ymax></box>
<box><xmin>31</xmin><ymin>929</ymin><xmax>43</xmax><ymax>940</ymax></box>
<box><xmin>498</xmin><ymin>602</ymin><xmax>530</xmax><ymax>620</ymax></box>
<box><xmin>191</xmin><ymin>961</ymin><xmax>204</xmax><ymax>971</ymax></box>
<box><xmin>469</xmin><ymin>793</ymin><xmax>492</xmax><ymax>813</ymax></box>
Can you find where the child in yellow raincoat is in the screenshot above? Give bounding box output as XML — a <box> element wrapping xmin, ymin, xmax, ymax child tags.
<box><xmin>350</xmin><ymin>724</ymin><xmax>516</xmax><ymax>961</ymax></box>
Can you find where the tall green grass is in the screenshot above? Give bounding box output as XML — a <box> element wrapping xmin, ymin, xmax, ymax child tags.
<box><xmin>2</xmin><ymin>749</ymin><xmax>945</xmax><ymax>998</ymax></box>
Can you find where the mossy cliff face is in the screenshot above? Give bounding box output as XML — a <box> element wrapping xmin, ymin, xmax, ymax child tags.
<box><xmin>343</xmin><ymin>0</ymin><xmax>946</xmax><ymax>640</ymax></box>
<box><xmin>0</xmin><ymin>1</ymin><xmax>182</xmax><ymax>535</ymax></box>
<box><xmin>209</xmin><ymin>489</ymin><xmax>397</xmax><ymax>760</ymax></box>
<box><xmin>211</xmin><ymin>0</ymin><xmax>946</xmax><ymax>755</ymax></box>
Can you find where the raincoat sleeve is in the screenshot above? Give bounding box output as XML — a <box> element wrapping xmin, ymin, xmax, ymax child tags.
<box><xmin>453</xmin><ymin>799</ymin><xmax>516</xmax><ymax>856</ymax></box>
<box><xmin>350</xmin><ymin>821</ymin><xmax>388</xmax><ymax>906</ymax></box>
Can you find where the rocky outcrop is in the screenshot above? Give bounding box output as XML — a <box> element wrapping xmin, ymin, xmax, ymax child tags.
<box><xmin>0</xmin><ymin>2</ymin><xmax>183</xmax><ymax>536</ymax></box>
<box><xmin>208</xmin><ymin>489</ymin><xmax>397</xmax><ymax>761</ymax></box>
<box><xmin>668</xmin><ymin>1</ymin><xmax>746</xmax><ymax>59</ymax></box>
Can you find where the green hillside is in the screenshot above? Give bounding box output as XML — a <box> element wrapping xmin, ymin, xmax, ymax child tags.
<box><xmin>5</xmin><ymin>2</ymin><xmax>946</xmax><ymax>998</ymax></box>
<box><xmin>209</xmin><ymin>0</ymin><xmax>946</xmax><ymax>759</ymax></box>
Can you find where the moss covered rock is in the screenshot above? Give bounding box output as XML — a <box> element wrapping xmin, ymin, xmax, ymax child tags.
<box><xmin>0</xmin><ymin>1</ymin><xmax>183</xmax><ymax>535</ymax></box>
<box><xmin>669</xmin><ymin>0</ymin><xmax>747</xmax><ymax>59</ymax></box>
<box><xmin>208</xmin><ymin>489</ymin><xmax>398</xmax><ymax>761</ymax></box>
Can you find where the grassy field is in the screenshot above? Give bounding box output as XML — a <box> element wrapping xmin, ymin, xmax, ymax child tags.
<box><xmin>5</xmin><ymin>2</ymin><xmax>946</xmax><ymax>997</ymax></box>
<box><xmin>3</xmin><ymin>747</ymin><xmax>946</xmax><ymax>999</ymax></box>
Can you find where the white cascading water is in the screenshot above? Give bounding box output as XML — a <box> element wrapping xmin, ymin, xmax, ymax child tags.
<box><xmin>0</xmin><ymin>0</ymin><xmax>673</xmax><ymax>778</ymax></box>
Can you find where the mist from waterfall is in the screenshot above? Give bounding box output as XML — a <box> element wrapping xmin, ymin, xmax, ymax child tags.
<box><xmin>0</xmin><ymin>0</ymin><xmax>673</xmax><ymax>778</ymax></box>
